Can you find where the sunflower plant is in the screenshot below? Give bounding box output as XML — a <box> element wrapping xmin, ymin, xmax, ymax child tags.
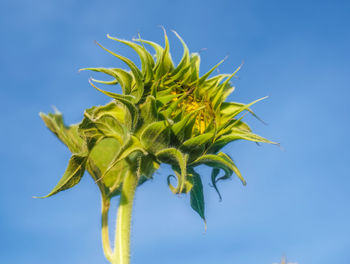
<box><xmin>38</xmin><ymin>30</ymin><xmax>275</xmax><ymax>264</ymax></box>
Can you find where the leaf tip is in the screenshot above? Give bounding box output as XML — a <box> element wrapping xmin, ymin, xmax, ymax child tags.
<box><xmin>32</xmin><ymin>195</ymin><xmax>48</xmax><ymax>199</ymax></box>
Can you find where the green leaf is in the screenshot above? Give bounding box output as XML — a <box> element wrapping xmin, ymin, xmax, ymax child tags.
<box><xmin>217</xmin><ymin>152</ymin><xmax>245</xmax><ymax>184</ymax></box>
<box><xmin>190</xmin><ymin>152</ymin><xmax>246</xmax><ymax>185</ymax></box>
<box><xmin>35</xmin><ymin>154</ymin><xmax>87</xmax><ymax>198</ymax></box>
<box><xmin>40</xmin><ymin>112</ymin><xmax>85</xmax><ymax>154</ymax></box>
<box><xmin>213</xmin><ymin>128</ymin><xmax>277</xmax><ymax>150</ymax></box>
<box><xmin>140</xmin><ymin>121</ymin><xmax>171</xmax><ymax>153</ymax></box>
<box><xmin>189</xmin><ymin>169</ymin><xmax>206</xmax><ymax>226</ymax></box>
<box><xmin>156</xmin><ymin>148</ymin><xmax>188</xmax><ymax>194</ymax></box>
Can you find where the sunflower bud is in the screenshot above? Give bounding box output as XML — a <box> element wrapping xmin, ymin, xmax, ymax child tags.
<box><xmin>39</xmin><ymin>30</ymin><xmax>276</xmax><ymax>224</ymax></box>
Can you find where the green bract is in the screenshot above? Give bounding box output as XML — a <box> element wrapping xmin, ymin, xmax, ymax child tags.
<box><xmin>39</xmin><ymin>31</ymin><xmax>275</xmax><ymax>264</ymax></box>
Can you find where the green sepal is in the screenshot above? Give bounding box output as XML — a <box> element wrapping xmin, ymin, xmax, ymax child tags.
<box><xmin>171</xmin><ymin>31</ymin><xmax>190</xmax><ymax>76</ymax></box>
<box><xmin>213</xmin><ymin>128</ymin><xmax>277</xmax><ymax>151</ymax></box>
<box><xmin>88</xmin><ymin>79</ymin><xmax>135</xmax><ymax>102</ymax></box>
<box><xmin>139</xmin><ymin>95</ymin><xmax>158</xmax><ymax>126</ymax></box>
<box><xmin>137</xmin><ymin>154</ymin><xmax>160</xmax><ymax>179</ymax></box>
<box><xmin>39</xmin><ymin>112</ymin><xmax>85</xmax><ymax>154</ymax></box>
<box><xmin>181</xmin><ymin>132</ymin><xmax>214</xmax><ymax>154</ymax></box>
<box><xmin>84</xmin><ymin>101</ymin><xmax>131</xmax><ymax>127</ymax></box>
<box><xmin>117</xmin><ymin>100</ymin><xmax>139</xmax><ymax>132</ymax></box>
<box><xmin>190</xmin><ymin>152</ymin><xmax>246</xmax><ymax>185</ymax></box>
<box><xmin>35</xmin><ymin>154</ymin><xmax>87</xmax><ymax>198</ymax></box>
<box><xmin>217</xmin><ymin>152</ymin><xmax>245</xmax><ymax>185</ymax></box>
<box><xmin>216</xmin><ymin>114</ymin><xmax>250</xmax><ymax>139</ymax></box>
<box><xmin>202</xmin><ymin>74</ymin><xmax>230</xmax><ymax>93</ymax></box>
<box><xmin>160</xmin><ymin>93</ymin><xmax>187</xmax><ymax>118</ymax></box>
<box><xmin>95</xmin><ymin>41</ymin><xmax>144</xmax><ymax>103</ymax></box>
<box><xmin>218</xmin><ymin>97</ymin><xmax>268</xmax><ymax>128</ymax></box>
<box><xmin>166</xmin><ymin>170</ymin><xmax>192</xmax><ymax>194</ymax></box>
<box><xmin>79</xmin><ymin>114</ymin><xmax>104</xmax><ymax>150</ymax></box>
<box><xmin>103</xmin><ymin>136</ymin><xmax>148</xmax><ymax>179</ymax></box>
<box><xmin>154</xmin><ymin>29</ymin><xmax>174</xmax><ymax>80</ymax></box>
<box><xmin>133</xmin><ymin>38</ymin><xmax>163</xmax><ymax>65</ymax></box>
<box><xmin>197</xmin><ymin>59</ymin><xmax>225</xmax><ymax>87</ymax></box>
<box><xmin>92</xmin><ymin>115</ymin><xmax>128</xmax><ymax>145</ymax></box>
<box><xmin>156</xmin><ymin>93</ymin><xmax>180</xmax><ymax>105</ymax></box>
<box><xmin>87</xmin><ymin>138</ymin><xmax>122</xmax><ymax>190</ymax></box>
<box><xmin>80</xmin><ymin>67</ymin><xmax>133</xmax><ymax>94</ymax></box>
<box><xmin>171</xmin><ymin>110</ymin><xmax>198</xmax><ymax>141</ymax></box>
<box><xmin>156</xmin><ymin>148</ymin><xmax>188</xmax><ymax>194</ymax></box>
<box><xmin>187</xmin><ymin>53</ymin><xmax>200</xmax><ymax>83</ymax></box>
<box><xmin>107</xmin><ymin>34</ymin><xmax>154</xmax><ymax>83</ymax></box>
<box><xmin>210</xmin><ymin>168</ymin><xmax>222</xmax><ymax>201</ymax></box>
<box><xmin>79</xmin><ymin>101</ymin><xmax>131</xmax><ymax>149</ymax></box>
<box><xmin>140</xmin><ymin>120</ymin><xmax>171</xmax><ymax>154</ymax></box>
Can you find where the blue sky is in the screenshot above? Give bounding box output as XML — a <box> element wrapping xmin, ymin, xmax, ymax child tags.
<box><xmin>1</xmin><ymin>0</ymin><xmax>349</xmax><ymax>263</ymax></box>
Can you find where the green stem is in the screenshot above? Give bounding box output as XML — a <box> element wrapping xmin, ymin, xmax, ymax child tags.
<box><xmin>111</xmin><ymin>170</ymin><xmax>137</xmax><ymax>264</ymax></box>
<box><xmin>101</xmin><ymin>198</ymin><xmax>113</xmax><ymax>262</ymax></box>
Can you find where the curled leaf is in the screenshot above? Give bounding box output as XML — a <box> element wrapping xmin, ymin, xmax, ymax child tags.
<box><xmin>156</xmin><ymin>148</ymin><xmax>188</xmax><ymax>194</ymax></box>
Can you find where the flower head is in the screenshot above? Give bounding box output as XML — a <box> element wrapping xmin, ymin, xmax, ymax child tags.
<box><xmin>39</xmin><ymin>30</ymin><xmax>276</xmax><ymax>223</ymax></box>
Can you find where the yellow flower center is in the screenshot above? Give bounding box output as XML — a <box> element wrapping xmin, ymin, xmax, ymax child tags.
<box><xmin>170</xmin><ymin>91</ymin><xmax>214</xmax><ymax>134</ymax></box>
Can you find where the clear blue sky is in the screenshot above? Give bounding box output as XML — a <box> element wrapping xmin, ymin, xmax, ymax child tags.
<box><xmin>1</xmin><ymin>0</ymin><xmax>349</xmax><ymax>263</ymax></box>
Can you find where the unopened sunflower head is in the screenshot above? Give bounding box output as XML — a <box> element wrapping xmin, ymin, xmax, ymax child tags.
<box><xmin>39</xmin><ymin>30</ymin><xmax>276</xmax><ymax>223</ymax></box>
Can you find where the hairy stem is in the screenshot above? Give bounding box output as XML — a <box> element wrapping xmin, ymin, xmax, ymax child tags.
<box><xmin>101</xmin><ymin>198</ymin><xmax>113</xmax><ymax>262</ymax></box>
<box><xmin>112</xmin><ymin>170</ymin><xmax>137</xmax><ymax>264</ymax></box>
